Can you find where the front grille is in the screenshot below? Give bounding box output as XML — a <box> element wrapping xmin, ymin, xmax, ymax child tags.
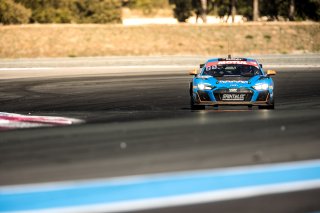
<box><xmin>213</xmin><ymin>88</ymin><xmax>253</xmax><ymax>102</ymax></box>
<box><xmin>257</xmin><ymin>91</ymin><xmax>269</xmax><ymax>101</ymax></box>
<box><xmin>197</xmin><ymin>91</ymin><xmax>211</xmax><ymax>101</ymax></box>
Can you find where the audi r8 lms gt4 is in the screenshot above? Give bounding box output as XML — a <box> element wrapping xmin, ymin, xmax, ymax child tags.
<box><xmin>189</xmin><ymin>57</ymin><xmax>276</xmax><ymax>110</ymax></box>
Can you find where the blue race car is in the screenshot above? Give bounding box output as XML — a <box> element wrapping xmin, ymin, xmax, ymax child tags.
<box><xmin>189</xmin><ymin>57</ymin><xmax>276</xmax><ymax>110</ymax></box>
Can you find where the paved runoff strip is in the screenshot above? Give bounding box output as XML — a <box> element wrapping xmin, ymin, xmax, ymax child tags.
<box><xmin>0</xmin><ymin>64</ymin><xmax>320</xmax><ymax>71</ymax></box>
<box><xmin>1</xmin><ymin>160</ymin><xmax>320</xmax><ymax>213</ymax></box>
<box><xmin>0</xmin><ymin>112</ymin><xmax>83</xmax><ymax>130</ymax></box>
<box><xmin>0</xmin><ymin>64</ymin><xmax>319</xmax><ymax>80</ymax></box>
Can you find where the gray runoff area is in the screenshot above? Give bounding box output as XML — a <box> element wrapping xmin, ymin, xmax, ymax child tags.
<box><xmin>0</xmin><ymin>54</ymin><xmax>319</xmax><ymax>68</ymax></box>
<box><xmin>0</xmin><ymin>54</ymin><xmax>320</xmax><ymax>213</ymax></box>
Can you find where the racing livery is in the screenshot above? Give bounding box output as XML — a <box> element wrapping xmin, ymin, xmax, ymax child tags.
<box><xmin>189</xmin><ymin>57</ymin><xmax>276</xmax><ymax>110</ymax></box>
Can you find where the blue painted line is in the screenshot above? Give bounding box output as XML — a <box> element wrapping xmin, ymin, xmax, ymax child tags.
<box><xmin>1</xmin><ymin>160</ymin><xmax>320</xmax><ymax>212</ymax></box>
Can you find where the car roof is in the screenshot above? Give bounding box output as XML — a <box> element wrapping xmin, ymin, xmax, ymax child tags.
<box><xmin>206</xmin><ymin>57</ymin><xmax>258</xmax><ymax>63</ymax></box>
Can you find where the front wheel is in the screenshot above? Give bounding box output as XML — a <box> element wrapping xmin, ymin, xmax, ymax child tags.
<box><xmin>190</xmin><ymin>97</ymin><xmax>205</xmax><ymax>110</ymax></box>
<box><xmin>259</xmin><ymin>104</ymin><xmax>275</xmax><ymax>110</ymax></box>
<box><xmin>258</xmin><ymin>100</ymin><xmax>275</xmax><ymax>110</ymax></box>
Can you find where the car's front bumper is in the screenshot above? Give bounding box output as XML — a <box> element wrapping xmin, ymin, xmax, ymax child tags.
<box><xmin>192</xmin><ymin>88</ymin><xmax>273</xmax><ymax>106</ymax></box>
<box><xmin>195</xmin><ymin>100</ymin><xmax>271</xmax><ymax>106</ymax></box>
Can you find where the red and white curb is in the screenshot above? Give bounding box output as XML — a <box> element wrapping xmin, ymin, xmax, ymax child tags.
<box><xmin>0</xmin><ymin>112</ymin><xmax>83</xmax><ymax>130</ymax></box>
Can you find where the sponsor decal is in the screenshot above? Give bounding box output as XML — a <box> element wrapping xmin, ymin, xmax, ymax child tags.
<box><xmin>206</xmin><ymin>61</ymin><xmax>219</xmax><ymax>67</ymax></box>
<box><xmin>229</xmin><ymin>88</ymin><xmax>238</xmax><ymax>92</ymax></box>
<box><xmin>219</xmin><ymin>80</ymin><xmax>249</xmax><ymax>84</ymax></box>
<box><xmin>222</xmin><ymin>94</ymin><xmax>246</xmax><ymax>101</ymax></box>
<box><xmin>218</xmin><ymin>61</ymin><xmax>248</xmax><ymax>65</ymax></box>
<box><xmin>206</xmin><ymin>61</ymin><xmax>259</xmax><ymax>68</ymax></box>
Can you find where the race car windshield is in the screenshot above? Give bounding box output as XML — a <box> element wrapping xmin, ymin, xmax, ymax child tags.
<box><xmin>202</xmin><ymin>64</ymin><xmax>261</xmax><ymax>77</ymax></box>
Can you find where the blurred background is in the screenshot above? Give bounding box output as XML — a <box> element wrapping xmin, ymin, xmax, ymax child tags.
<box><xmin>0</xmin><ymin>0</ymin><xmax>319</xmax><ymax>58</ymax></box>
<box><xmin>1</xmin><ymin>0</ymin><xmax>319</xmax><ymax>24</ymax></box>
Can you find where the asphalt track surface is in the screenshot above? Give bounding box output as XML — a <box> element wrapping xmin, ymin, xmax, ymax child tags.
<box><xmin>0</xmin><ymin>55</ymin><xmax>320</xmax><ymax>212</ymax></box>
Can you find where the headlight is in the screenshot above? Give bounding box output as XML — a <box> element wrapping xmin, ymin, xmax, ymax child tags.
<box><xmin>198</xmin><ymin>83</ymin><xmax>212</xmax><ymax>90</ymax></box>
<box><xmin>253</xmin><ymin>83</ymin><xmax>269</xmax><ymax>90</ymax></box>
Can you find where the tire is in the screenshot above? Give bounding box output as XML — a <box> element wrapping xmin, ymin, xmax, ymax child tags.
<box><xmin>259</xmin><ymin>104</ymin><xmax>274</xmax><ymax>110</ymax></box>
<box><xmin>191</xmin><ymin>97</ymin><xmax>205</xmax><ymax>110</ymax></box>
<box><xmin>189</xmin><ymin>82</ymin><xmax>193</xmax><ymax>96</ymax></box>
<box><xmin>258</xmin><ymin>99</ymin><xmax>275</xmax><ymax>110</ymax></box>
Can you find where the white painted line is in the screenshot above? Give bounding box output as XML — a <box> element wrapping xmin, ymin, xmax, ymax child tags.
<box><xmin>264</xmin><ymin>64</ymin><xmax>320</xmax><ymax>68</ymax></box>
<box><xmin>0</xmin><ymin>65</ymin><xmax>193</xmax><ymax>71</ymax></box>
<box><xmin>0</xmin><ymin>120</ymin><xmax>52</xmax><ymax>129</ymax></box>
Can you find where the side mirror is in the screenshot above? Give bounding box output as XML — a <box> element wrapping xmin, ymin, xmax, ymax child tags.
<box><xmin>189</xmin><ymin>68</ymin><xmax>198</xmax><ymax>76</ymax></box>
<box><xmin>266</xmin><ymin>70</ymin><xmax>276</xmax><ymax>76</ymax></box>
<box><xmin>200</xmin><ymin>64</ymin><xmax>205</xmax><ymax>68</ymax></box>
<box><xmin>259</xmin><ymin>64</ymin><xmax>263</xmax><ymax>68</ymax></box>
